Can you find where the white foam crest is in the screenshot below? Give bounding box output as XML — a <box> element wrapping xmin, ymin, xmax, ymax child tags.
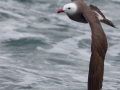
<box><xmin>103</xmin><ymin>76</ymin><xmax>120</xmax><ymax>87</ymax></box>
<box><xmin>0</xmin><ymin>54</ymin><xmax>12</xmax><ymax>60</ymax></box>
<box><xmin>104</xmin><ymin>62</ymin><xmax>111</xmax><ymax>66</ymax></box>
<box><xmin>16</xmin><ymin>73</ymin><xmax>38</xmax><ymax>86</ymax></box>
<box><xmin>111</xmin><ymin>0</ymin><xmax>120</xmax><ymax>2</ymax></box>
<box><xmin>0</xmin><ymin>64</ymin><xmax>39</xmax><ymax>74</ymax></box>
<box><xmin>0</xmin><ymin>20</ymin><xmax>47</xmax><ymax>41</ymax></box>
<box><xmin>71</xmin><ymin>74</ymin><xmax>87</xmax><ymax>82</ymax></box>
<box><xmin>108</xmin><ymin>44</ymin><xmax>120</xmax><ymax>56</ymax></box>
<box><xmin>0</xmin><ymin>64</ymin><xmax>38</xmax><ymax>85</ymax></box>
<box><xmin>1</xmin><ymin>73</ymin><xmax>39</xmax><ymax>88</ymax></box>
<box><xmin>42</xmin><ymin>34</ymin><xmax>91</xmax><ymax>62</ymax></box>
<box><xmin>107</xmin><ymin>30</ymin><xmax>120</xmax><ymax>37</ymax></box>
<box><xmin>0</xmin><ymin>9</ymin><xmax>24</xmax><ymax>19</ymax></box>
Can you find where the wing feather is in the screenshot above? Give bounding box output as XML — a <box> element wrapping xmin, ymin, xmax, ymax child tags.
<box><xmin>89</xmin><ymin>4</ymin><xmax>106</xmax><ymax>18</ymax></box>
<box><xmin>89</xmin><ymin>4</ymin><xmax>116</xmax><ymax>28</ymax></box>
<box><xmin>80</xmin><ymin>2</ymin><xmax>108</xmax><ymax>90</ymax></box>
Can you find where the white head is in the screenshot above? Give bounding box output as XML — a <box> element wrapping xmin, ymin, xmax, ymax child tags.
<box><xmin>57</xmin><ymin>3</ymin><xmax>77</xmax><ymax>15</ymax></box>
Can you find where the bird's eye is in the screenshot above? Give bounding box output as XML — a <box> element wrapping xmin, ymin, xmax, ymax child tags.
<box><xmin>68</xmin><ymin>7</ymin><xmax>71</xmax><ymax>9</ymax></box>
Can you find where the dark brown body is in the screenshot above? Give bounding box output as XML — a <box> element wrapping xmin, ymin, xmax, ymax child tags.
<box><xmin>72</xmin><ymin>0</ymin><xmax>108</xmax><ymax>90</ymax></box>
<box><xmin>68</xmin><ymin>12</ymin><xmax>87</xmax><ymax>23</ymax></box>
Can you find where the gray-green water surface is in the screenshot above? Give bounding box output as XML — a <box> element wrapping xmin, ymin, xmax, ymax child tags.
<box><xmin>0</xmin><ymin>0</ymin><xmax>120</xmax><ymax>90</ymax></box>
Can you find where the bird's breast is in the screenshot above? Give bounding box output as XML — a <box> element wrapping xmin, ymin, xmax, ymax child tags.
<box><xmin>68</xmin><ymin>13</ymin><xmax>88</xmax><ymax>23</ymax></box>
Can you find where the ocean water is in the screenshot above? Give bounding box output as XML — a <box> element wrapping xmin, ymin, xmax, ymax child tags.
<box><xmin>0</xmin><ymin>0</ymin><xmax>120</xmax><ymax>90</ymax></box>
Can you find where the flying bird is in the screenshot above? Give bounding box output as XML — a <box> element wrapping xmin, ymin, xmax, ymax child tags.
<box><xmin>57</xmin><ymin>0</ymin><xmax>108</xmax><ymax>90</ymax></box>
<box><xmin>57</xmin><ymin>0</ymin><xmax>115</xmax><ymax>28</ymax></box>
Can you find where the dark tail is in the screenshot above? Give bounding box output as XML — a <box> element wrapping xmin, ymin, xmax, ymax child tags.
<box><xmin>101</xmin><ymin>19</ymin><xmax>116</xmax><ymax>28</ymax></box>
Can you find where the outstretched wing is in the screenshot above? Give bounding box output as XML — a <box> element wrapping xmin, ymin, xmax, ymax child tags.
<box><xmin>88</xmin><ymin>46</ymin><xmax>107</xmax><ymax>90</ymax></box>
<box><xmin>89</xmin><ymin>4</ymin><xmax>106</xmax><ymax>18</ymax></box>
<box><xmin>90</xmin><ymin>4</ymin><xmax>116</xmax><ymax>28</ymax></box>
<box><xmin>88</xmin><ymin>22</ymin><xmax>107</xmax><ymax>90</ymax></box>
<box><xmin>81</xmin><ymin>2</ymin><xmax>108</xmax><ymax>90</ymax></box>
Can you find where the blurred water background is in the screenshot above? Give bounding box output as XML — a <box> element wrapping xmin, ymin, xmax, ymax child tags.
<box><xmin>0</xmin><ymin>0</ymin><xmax>120</xmax><ymax>90</ymax></box>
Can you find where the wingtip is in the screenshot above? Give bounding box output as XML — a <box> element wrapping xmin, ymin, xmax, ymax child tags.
<box><xmin>113</xmin><ymin>26</ymin><xmax>116</xmax><ymax>28</ymax></box>
<box><xmin>113</xmin><ymin>26</ymin><xmax>118</xmax><ymax>29</ymax></box>
<box><xmin>101</xmin><ymin>19</ymin><xmax>116</xmax><ymax>28</ymax></box>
